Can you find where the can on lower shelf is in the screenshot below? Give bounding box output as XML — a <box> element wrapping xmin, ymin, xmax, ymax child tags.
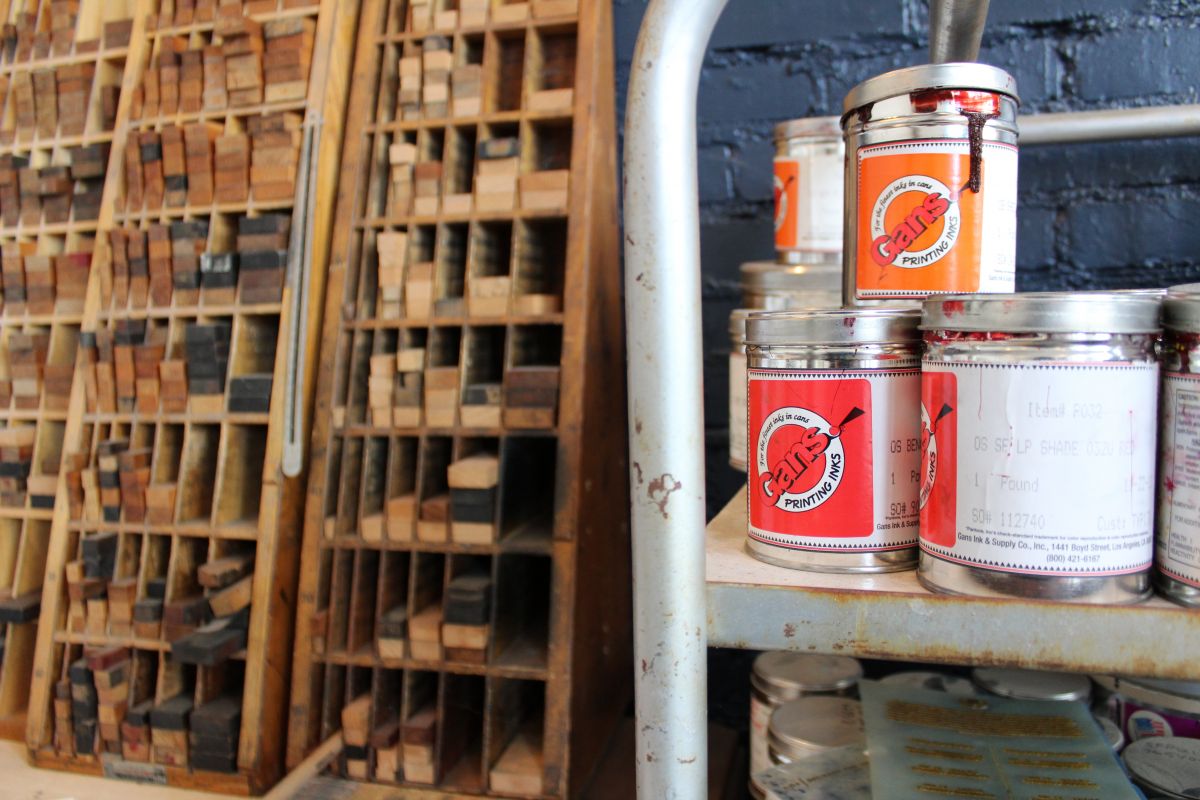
<box><xmin>1157</xmin><ymin>286</ymin><xmax>1200</xmax><ymax>607</ymax></box>
<box><xmin>1123</xmin><ymin>737</ymin><xmax>1200</xmax><ymax>798</ymax></box>
<box><xmin>773</xmin><ymin>117</ymin><xmax>844</xmax><ymax>264</ymax></box>
<box><xmin>745</xmin><ymin>308</ymin><xmax>922</xmax><ymax>572</ymax></box>
<box><xmin>749</xmin><ymin>652</ymin><xmax>862</xmax><ymax>790</ymax></box>
<box><xmin>767</xmin><ymin>696</ymin><xmax>865</xmax><ymax>766</ymax></box>
<box><xmin>918</xmin><ymin>292</ymin><xmax>1161</xmax><ymax>603</ymax></box>
<box><xmin>971</xmin><ymin>667</ymin><xmax>1093</xmax><ymax>703</ymax></box>
<box><xmin>841</xmin><ymin>63</ymin><xmax>1019</xmax><ymax>305</ymax></box>
<box><xmin>741</xmin><ymin>259</ymin><xmax>843</xmax><ymax>311</ymax></box>
<box><xmin>879</xmin><ymin>670</ymin><xmax>980</xmax><ymax>697</ymax></box>
<box><xmin>1095</xmin><ymin>676</ymin><xmax>1200</xmax><ymax>744</ymax></box>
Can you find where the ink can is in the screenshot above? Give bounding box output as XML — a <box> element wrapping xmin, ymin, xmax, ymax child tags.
<box><xmin>745</xmin><ymin>308</ymin><xmax>922</xmax><ymax>571</ymax></box>
<box><xmin>879</xmin><ymin>670</ymin><xmax>980</xmax><ymax>697</ymax></box>
<box><xmin>971</xmin><ymin>668</ymin><xmax>1092</xmax><ymax>703</ymax></box>
<box><xmin>767</xmin><ymin>696</ymin><xmax>865</xmax><ymax>766</ymax></box>
<box><xmin>841</xmin><ymin>63</ymin><xmax>1019</xmax><ymax>304</ymax></box>
<box><xmin>1096</xmin><ymin>676</ymin><xmax>1200</xmax><ymax>744</ymax></box>
<box><xmin>741</xmin><ymin>259</ymin><xmax>842</xmax><ymax>311</ymax></box>
<box><xmin>773</xmin><ymin>117</ymin><xmax>844</xmax><ymax>263</ymax></box>
<box><xmin>1123</xmin><ymin>737</ymin><xmax>1200</xmax><ymax>798</ymax></box>
<box><xmin>1157</xmin><ymin>286</ymin><xmax>1200</xmax><ymax>607</ymax></box>
<box><xmin>919</xmin><ymin>293</ymin><xmax>1161</xmax><ymax>603</ymax></box>
<box><xmin>749</xmin><ymin>652</ymin><xmax>862</xmax><ymax>790</ymax></box>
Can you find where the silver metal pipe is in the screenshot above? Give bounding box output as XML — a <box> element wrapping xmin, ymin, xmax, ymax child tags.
<box><xmin>623</xmin><ymin>0</ymin><xmax>729</xmax><ymax>795</ymax></box>
<box><xmin>929</xmin><ymin>0</ymin><xmax>991</xmax><ymax>62</ymax></box>
<box><xmin>1020</xmin><ymin>104</ymin><xmax>1200</xmax><ymax>145</ymax></box>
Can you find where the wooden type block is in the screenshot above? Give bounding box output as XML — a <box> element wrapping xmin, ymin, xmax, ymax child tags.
<box><xmin>405</xmin><ymin>262</ymin><xmax>434</xmax><ymax>318</ymax></box>
<box><xmin>519</xmin><ymin>169</ymin><xmax>570</xmax><ymax>210</ymax></box>
<box><xmin>490</xmin><ymin>726</ymin><xmax>544</xmax><ymax>795</ymax></box>
<box><xmin>341</xmin><ymin>694</ymin><xmax>371</xmax><ymax>748</ymax></box>
<box><xmin>0</xmin><ymin>590</ymin><xmax>39</xmax><ymax>622</ymax></box>
<box><xmin>198</xmin><ymin>553</ymin><xmax>253</xmax><ymax>589</ymax></box>
<box><xmin>493</xmin><ymin>2</ymin><xmax>530</xmax><ymax>23</ymax></box>
<box><xmin>170</xmin><ymin>618</ymin><xmax>246</xmax><ymax>665</ymax></box>
<box><xmin>468</xmin><ymin>275</ymin><xmax>510</xmax><ymax>317</ymax></box>
<box><xmin>447</xmin><ymin>455</ymin><xmax>499</xmax><ymax>489</ymax></box>
<box><xmin>208</xmin><ymin>573</ymin><xmax>253</xmax><ymax>617</ymax></box>
<box><xmin>386</xmin><ymin>494</ymin><xmax>415</xmax><ymax>541</ymax></box>
<box><xmin>417</xmin><ymin>493</ymin><xmax>449</xmax><ymax>542</ymax></box>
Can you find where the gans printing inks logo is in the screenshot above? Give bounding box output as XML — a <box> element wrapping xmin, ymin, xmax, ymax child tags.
<box><xmin>869</xmin><ymin>175</ymin><xmax>960</xmax><ymax>269</ymax></box>
<box><xmin>920</xmin><ymin>401</ymin><xmax>954</xmax><ymax>510</ymax></box>
<box><xmin>757</xmin><ymin>406</ymin><xmax>864</xmax><ymax>513</ymax></box>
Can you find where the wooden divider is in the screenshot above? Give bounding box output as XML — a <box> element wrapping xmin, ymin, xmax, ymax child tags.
<box><xmin>25</xmin><ymin>0</ymin><xmax>359</xmax><ymax>793</ymax></box>
<box><xmin>0</xmin><ymin>0</ymin><xmax>141</xmax><ymax>742</ymax></box>
<box><xmin>286</xmin><ymin>0</ymin><xmax>630</xmax><ymax>796</ymax></box>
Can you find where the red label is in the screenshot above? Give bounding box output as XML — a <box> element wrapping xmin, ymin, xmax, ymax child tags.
<box><xmin>919</xmin><ymin>370</ymin><xmax>958</xmax><ymax>548</ymax></box>
<box><xmin>748</xmin><ymin>372</ymin><xmax>873</xmax><ymax>542</ymax></box>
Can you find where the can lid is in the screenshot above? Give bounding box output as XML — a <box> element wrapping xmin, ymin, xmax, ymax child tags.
<box><xmin>752</xmin><ymin>652</ymin><xmax>863</xmax><ymax>698</ymax></box>
<box><xmin>1093</xmin><ymin>715</ymin><xmax>1124</xmax><ymax>753</ymax></box>
<box><xmin>767</xmin><ymin>696</ymin><xmax>864</xmax><ymax>756</ymax></box>
<box><xmin>971</xmin><ymin>668</ymin><xmax>1092</xmax><ymax>702</ymax></box>
<box><xmin>1164</xmin><ymin>284</ymin><xmax>1200</xmax><ymax>331</ymax></box>
<box><xmin>746</xmin><ymin>308</ymin><xmax>921</xmax><ymax>347</ymax></box>
<box><xmin>741</xmin><ymin>259</ymin><xmax>842</xmax><ymax>293</ymax></box>
<box><xmin>921</xmin><ymin>292</ymin><xmax>1162</xmax><ymax>334</ymax></box>
<box><xmin>878</xmin><ymin>671</ymin><xmax>980</xmax><ymax>697</ymax></box>
<box><xmin>774</xmin><ymin>116</ymin><xmax>843</xmax><ymax>142</ymax></box>
<box><xmin>730</xmin><ymin>308</ymin><xmax>753</xmax><ymax>343</ymax></box>
<box><xmin>1123</xmin><ymin>737</ymin><xmax>1200</xmax><ymax>798</ymax></box>
<box><xmin>842</xmin><ymin>62</ymin><xmax>1019</xmax><ymax>116</ymax></box>
<box><xmin>1122</xmin><ymin>677</ymin><xmax>1200</xmax><ymax>700</ymax></box>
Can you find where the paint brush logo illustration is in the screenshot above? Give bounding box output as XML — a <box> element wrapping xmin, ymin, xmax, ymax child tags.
<box><xmin>920</xmin><ymin>401</ymin><xmax>954</xmax><ymax>509</ymax></box>
<box><xmin>759</xmin><ymin>406</ymin><xmax>864</xmax><ymax>512</ymax></box>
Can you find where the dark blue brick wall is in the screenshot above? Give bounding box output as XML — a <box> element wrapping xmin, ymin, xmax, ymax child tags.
<box><xmin>613</xmin><ymin>0</ymin><xmax>1200</xmax><ymax>519</ymax></box>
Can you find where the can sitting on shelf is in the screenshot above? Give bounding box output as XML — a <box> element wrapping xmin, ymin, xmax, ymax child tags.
<box><xmin>749</xmin><ymin>651</ymin><xmax>862</xmax><ymax>793</ymax></box>
<box><xmin>971</xmin><ymin>667</ymin><xmax>1092</xmax><ymax>703</ymax></box>
<box><xmin>773</xmin><ymin>117</ymin><xmax>844</xmax><ymax>264</ymax></box>
<box><xmin>741</xmin><ymin>259</ymin><xmax>842</xmax><ymax>311</ymax></box>
<box><xmin>918</xmin><ymin>292</ymin><xmax>1161</xmax><ymax>603</ymax></box>
<box><xmin>841</xmin><ymin>63</ymin><xmax>1019</xmax><ymax>305</ymax></box>
<box><xmin>1157</xmin><ymin>285</ymin><xmax>1200</xmax><ymax>608</ymax></box>
<box><xmin>745</xmin><ymin>308</ymin><xmax>922</xmax><ymax>572</ymax></box>
<box><xmin>767</xmin><ymin>696</ymin><xmax>865</xmax><ymax>766</ymax></box>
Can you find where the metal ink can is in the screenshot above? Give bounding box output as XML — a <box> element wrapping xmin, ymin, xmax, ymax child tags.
<box><xmin>1157</xmin><ymin>286</ymin><xmax>1200</xmax><ymax>607</ymax></box>
<box><xmin>971</xmin><ymin>667</ymin><xmax>1092</xmax><ymax>703</ymax></box>
<box><xmin>919</xmin><ymin>293</ymin><xmax>1161</xmax><ymax>603</ymax></box>
<box><xmin>1123</xmin><ymin>737</ymin><xmax>1200</xmax><ymax>798</ymax></box>
<box><xmin>774</xmin><ymin>117</ymin><xmax>844</xmax><ymax>263</ymax></box>
<box><xmin>730</xmin><ymin>309</ymin><xmax>752</xmax><ymax>471</ymax></box>
<box><xmin>767</xmin><ymin>696</ymin><xmax>865</xmax><ymax>766</ymax></box>
<box><xmin>1098</xmin><ymin>676</ymin><xmax>1200</xmax><ymax>744</ymax></box>
<box><xmin>741</xmin><ymin>259</ymin><xmax>843</xmax><ymax>311</ymax></box>
<box><xmin>749</xmin><ymin>652</ymin><xmax>862</xmax><ymax>789</ymax></box>
<box><xmin>841</xmin><ymin>63</ymin><xmax>1019</xmax><ymax>305</ymax></box>
<box><xmin>746</xmin><ymin>308</ymin><xmax>922</xmax><ymax>572</ymax></box>
<box><xmin>1095</xmin><ymin>714</ymin><xmax>1126</xmax><ymax>752</ymax></box>
<box><xmin>879</xmin><ymin>670</ymin><xmax>980</xmax><ymax>697</ymax></box>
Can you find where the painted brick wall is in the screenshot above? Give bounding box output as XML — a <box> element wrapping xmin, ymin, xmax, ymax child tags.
<box><xmin>612</xmin><ymin>0</ymin><xmax>1200</xmax><ymax>733</ymax></box>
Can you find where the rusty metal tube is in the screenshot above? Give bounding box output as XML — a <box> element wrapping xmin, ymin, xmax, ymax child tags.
<box><xmin>623</xmin><ymin>0</ymin><xmax>729</xmax><ymax>795</ymax></box>
<box><xmin>929</xmin><ymin>0</ymin><xmax>991</xmax><ymax>62</ymax></box>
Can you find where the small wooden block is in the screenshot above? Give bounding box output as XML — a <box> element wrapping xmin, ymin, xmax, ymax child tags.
<box><xmin>489</xmin><ymin>726</ymin><xmax>544</xmax><ymax>795</ymax></box>
<box><xmin>442</xmin><ymin>622</ymin><xmax>489</xmax><ymax>650</ymax></box>
<box><xmin>360</xmin><ymin>513</ymin><xmax>383</xmax><ymax>542</ymax></box>
<box><xmin>447</xmin><ymin>455</ymin><xmax>499</xmax><ymax>489</ymax></box>
<box><xmin>493</xmin><ymin>2</ymin><xmax>529</xmax><ymax>23</ymax></box>
<box><xmin>460</xmin><ymin>405</ymin><xmax>501</xmax><ymax>427</ymax></box>
<box><xmin>451</xmin><ymin>521</ymin><xmax>497</xmax><ymax>545</ymax></box>
<box><xmin>208</xmin><ymin>574</ymin><xmax>253</xmax><ymax>617</ymax></box>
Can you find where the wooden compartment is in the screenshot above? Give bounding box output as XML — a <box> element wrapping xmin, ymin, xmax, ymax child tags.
<box><xmin>27</xmin><ymin>0</ymin><xmax>361</xmax><ymax>791</ymax></box>
<box><xmin>289</xmin><ymin>2</ymin><xmax>628</xmax><ymax>798</ymax></box>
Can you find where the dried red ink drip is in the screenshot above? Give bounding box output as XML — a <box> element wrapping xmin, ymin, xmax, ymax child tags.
<box><xmin>924</xmin><ymin>329</ymin><xmax>1036</xmax><ymax>343</ymax></box>
<box><xmin>960</xmin><ymin>109</ymin><xmax>998</xmax><ymax>194</ymax></box>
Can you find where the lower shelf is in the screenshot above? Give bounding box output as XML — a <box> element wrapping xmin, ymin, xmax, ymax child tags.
<box><xmin>29</xmin><ymin>749</ymin><xmax>255</xmax><ymax>795</ymax></box>
<box><xmin>707</xmin><ymin>488</ymin><xmax>1200</xmax><ymax>679</ymax></box>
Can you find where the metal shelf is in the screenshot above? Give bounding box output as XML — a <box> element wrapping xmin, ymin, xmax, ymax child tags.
<box><xmin>707</xmin><ymin>490</ymin><xmax>1200</xmax><ymax>678</ymax></box>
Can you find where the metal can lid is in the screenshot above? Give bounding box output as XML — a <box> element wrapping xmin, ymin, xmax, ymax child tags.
<box><xmin>1123</xmin><ymin>677</ymin><xmax>1200</xmax><ymax>700</ymax></box>
<box><xmin>768</xmin><ymin>696</ymin><xmax>865</xmax><ymax>756</ymax></box>
<box><xmin>741</xmin><ymin>259</ymin><xmax>842</xmax><ymax>293</ymax></box>
<box><xmin>1123</xmin><ymin>737</ymin><xmax>1200</xmax><ymax>798</ymax></box>
<box><xmin>972</xmin><ymin>668</ymin><xmax>1092</xmax><ymax>702</ymax></box>
<box><xmin>774</xmin><ymin>116</ymin><xmax>843</xmax><ymax>143</ymax></box>
<box><xmin>842</xmin><ymin>62</ymin><xmax>1018</xmax><ymax>116</ymax></box>
<box><xmin>752</xmin><ymin>652</ymin><xmax>863</xmax><ymax>699</ymax></box>
<box><xmin>879</xmin><ymin>671</ymin><xmax>980</xmax><ymax>697</ymax></box>
<box><xmin>746</xmin><ymin>307</ymin><xmax>921</xmax><ymax>347</ymax></box>
<box><xmin>730</xmin><ymin>308</ymin><xmax>754</xmax><ymax>344</ymax></box>
<box><xmin>1164</xmin><ymin>284</ymin><xmax>1200</xmax><ymax>331</ymax></box>
<box><xmin>921</xmin><ymin>292</ymin><xmax>1162</xmax><ymax>334</ymax></box>
<box><xmin>1093</xmin><ymin>714</ymin><xmax>1124</xmax><ymax>752</ymax></box>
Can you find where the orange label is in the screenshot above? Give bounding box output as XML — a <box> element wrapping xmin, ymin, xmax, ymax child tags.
<box><xmin>855</xmin><ymin>139</ymin><xmax>1016</xmax><ymax>298</ymax></box>
<box><xmin>773</xmin><ymin>159</ymin><xmax>799</xmax><ymax>250</ymax></box>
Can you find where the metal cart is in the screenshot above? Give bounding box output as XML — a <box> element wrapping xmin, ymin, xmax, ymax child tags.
<box><xmin>621</xmin><ymin>0</ymin><xmax>1200</xmax><ymax>796</ymax></box>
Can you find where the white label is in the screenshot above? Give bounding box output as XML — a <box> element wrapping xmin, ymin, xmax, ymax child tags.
<box><xmin>748</xmin><ymin>369</ymin><xmax>920</xmax><ymax>550</ymax></box>
<box><xmin>730</xmin><ymin>350</ymin><xmax>747</xmax><ymax>469</ymax></box>
<box><xmin>977</xmin><ymin>145</ymin><xmax>1018</xmax><ymax>292</ymax></box>
<box><xmin>750</xmin><ymin>694</ymin><xmax>772</xmax><ymax>779</ymax></box>
<box><xmin>1158</xmin><ymin>373</ymin><xmax>1200</xmax><ymax>587</ymax></box>
<box><xmin>920</xmin><ymin>361</ymin><xmax>1157</xmax><ymax>576</ymax></box>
